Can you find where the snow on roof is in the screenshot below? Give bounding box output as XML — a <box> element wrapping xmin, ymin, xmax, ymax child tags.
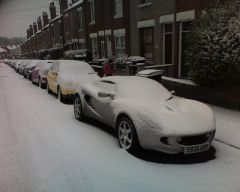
<box><xmin>50</xmin><ymin>15</ymin><xmax>62</xmax><ymax>23</ymax></box>
<box><xmin>64</xmin><ymin>0</ymin><xmax>83</xmax><ymax>13</ymax></box>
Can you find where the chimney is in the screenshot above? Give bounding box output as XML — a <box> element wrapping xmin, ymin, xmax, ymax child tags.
<box><xmin>33</xmin><ymin>22</ymin><xmax>37</xmax><ymax>33</ymax></box>
<box><xmin>42</xmin><ymin>12</ymin><xmax>49</xmax><ymax>26</ymax></box>
<box><xmin>59</xmin><ymin>0</ymin><xmax>68</xmax><ymax>14</ymax></box>
<box><xmin>50</xmin><ymin>2</ymin><xmax>57</xmax><ymax>20</ymax></box>
<box><xmin>29</xmin><ymin>25</ymin><xmax>33</xmax><ymax>36</ymax></box>
<box><xmin>37</xmin><ymin>16</ymin><xmax>42</xmax><ymax>30</ymax></box>
<box><xmin>27</xmin><ymin>29</ymin><xmax>30</xmax><ymax>39</ymax></box>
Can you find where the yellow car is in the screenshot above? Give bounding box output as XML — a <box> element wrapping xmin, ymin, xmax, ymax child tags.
<box><xmin>46</xmin><ymin>60</ymin><xmax>99</xmax><ymax>102</ymax></box>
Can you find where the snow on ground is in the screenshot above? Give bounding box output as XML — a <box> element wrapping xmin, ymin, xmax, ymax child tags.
<box><xmin>1</xmin><ymin>62</ymin><xmax>240</xmax><ymax>192</ymax></box>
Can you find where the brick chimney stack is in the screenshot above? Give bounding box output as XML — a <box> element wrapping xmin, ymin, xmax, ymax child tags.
<box><xmin>33</xmin><ymin>22</ymin><xmax>37</xmax><ymax>33</ymax></box>
<box><xmin>27</xmin><ymin>29</ymin><xmax>30</xmax><ymax>39</ymax></box>
<box><xmin>29</xmin><ymin>25</ymin><xmax>33</xmax><ymax>36</ymax></box>
<box><xmin>59</xmin><ymin>0</ymin><xmax>68</xmax><ymax>14</ymax></box>
<box><xmin>42</xmin><ymin>12</ymin><xmax>49</xmax><ymax>26</ymax></box>
<box><xmin>37</xmin><ymin>16</ymin><xmax>42</xmax><ymax>30</ymax></box>
<box><xmin>50</xmin><ymin>2</ymin><xmax>57</xmax><ymax>20</ymax></box>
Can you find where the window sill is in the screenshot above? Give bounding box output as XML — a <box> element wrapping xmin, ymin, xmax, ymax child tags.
<box><xmin>139</xmin><ymin>2</ymin><xmax>152</xmax><ymax>8</ymax></box>
<box><xmin>114</xmin><ymin>14</ymin><xmax>123</xmax><ymax>19</ymax></box>
<box><xmin>89</xmin><ymin>21</ymin><xmax>96</xmax><ymax>25</ymax></box>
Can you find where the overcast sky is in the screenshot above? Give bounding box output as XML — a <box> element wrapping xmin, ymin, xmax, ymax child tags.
<box><xmin>0</xmin><ymin>0</ymin><xmax>60</xmax><ymax>38</ymax></box>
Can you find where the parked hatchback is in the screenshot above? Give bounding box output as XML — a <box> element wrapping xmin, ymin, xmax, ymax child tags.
<box><xmin>32</xmin><ymin>60</ymin><xmax>54</xmax><ymax>88</ymax></box>
<box><xmin>47</xmin><ymin>60</ymin><xmax>99</xmax><ymax>102</ymax></box>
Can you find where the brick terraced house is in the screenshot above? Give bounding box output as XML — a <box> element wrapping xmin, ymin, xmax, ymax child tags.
<box><xmin>21</xmin><ymin>0</ymin><xmax>221</xmax><ymax>78</ymax></box>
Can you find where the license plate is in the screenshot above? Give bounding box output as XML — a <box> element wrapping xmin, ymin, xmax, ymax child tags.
<box><xmin>184</xmin><ymin>143</ymin><xmax>210</xmax><ymax>154</ymax></box>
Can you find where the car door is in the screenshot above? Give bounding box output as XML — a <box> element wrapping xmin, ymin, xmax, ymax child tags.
<box><xmin>90</xmin><ymin>80</ymin><xmax>117</xmax><ymax>127</ymax></box>
<box><xmin>48</xmin><ymin>62</ymin><xmax>59</xmax><ymax>93</ymax></box>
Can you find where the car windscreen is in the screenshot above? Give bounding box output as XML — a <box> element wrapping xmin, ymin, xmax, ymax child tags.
<box><xmin>117</xmin><ymin>78</ymin><xmax>171</xmax><ymax>101</ymax></box>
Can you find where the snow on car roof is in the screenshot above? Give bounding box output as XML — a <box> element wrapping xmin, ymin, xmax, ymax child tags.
<box><xmin>57</xmin><ymin>60</ymin><xmax>95</xmax><ymax>73</ymax></box>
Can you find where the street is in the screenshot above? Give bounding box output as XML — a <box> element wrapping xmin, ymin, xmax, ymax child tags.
<box><xmin>1</xmin><ymin>62</ymin><xmax>240</xmax><ymax>192</ymax></box>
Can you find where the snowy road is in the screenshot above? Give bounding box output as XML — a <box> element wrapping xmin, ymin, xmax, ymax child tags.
<box><xmin>1</xmin><ymin>62</ymin><xmax>240</xmax><ymax>192</ymax></box>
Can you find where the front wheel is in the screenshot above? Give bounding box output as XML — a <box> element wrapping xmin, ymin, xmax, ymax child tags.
<box><xmin>74</xmin><ymin>95</ymin><xmax>85</xmax><ymax>121</ymax></box>
<box><xmin>117</xmin><ymin>116</ymin><xmax>140</xmax><ymax>153</ymax></box>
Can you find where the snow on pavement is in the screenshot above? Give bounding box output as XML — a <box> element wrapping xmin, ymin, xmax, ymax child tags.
<box><xmin>1</xmin><ymin>62</ymin><xmax>240</xmax><ymax>192</ymax></box>
<box><xmin>211</xmin><ymin>105</ymin><xmax>240</xmax><ymax>149</ymax></box>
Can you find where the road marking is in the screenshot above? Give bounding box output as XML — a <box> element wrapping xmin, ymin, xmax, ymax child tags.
<box><xmin>214</xmin><ymin>138</ymin><xmax>240</xmax><ymax>150</ymax></box>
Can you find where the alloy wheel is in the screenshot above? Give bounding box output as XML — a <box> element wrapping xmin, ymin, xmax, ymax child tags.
<box><xmin>118</xmin><ymin>121</ymin><xmax>133</xmax><ymax>149</ymax></box>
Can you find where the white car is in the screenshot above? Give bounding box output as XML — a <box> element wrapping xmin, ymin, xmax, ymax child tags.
<box><xmin>47</xmin><ymin>60</ymin><xmax>99</xmax><ymax>102</ymax></box>
<box><xmin>73</xmin><ymin>76</ymin><xmax>216</xmax><ymax>154</ymax></box>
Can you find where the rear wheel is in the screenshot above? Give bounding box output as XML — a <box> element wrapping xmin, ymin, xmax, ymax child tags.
<box><xmin>117</xmin><ymin>116</ymin><xmax>140</xmax><ymax>153</ymax></box>
<box><xmin>39</xmin><ymin>78</ymin><xmax>43</xmax><ymax>89</ymax></box>
<box><xmin>74</xmin><ymin>95</ymin><xmax>85</xmax><ymax>121</ymax></box>
<box><xmin>47</xmin><ymin>82</ymin><xmax>51</xmax><ymax>94</ymax></box>
<box><xmin>57</xmin><ymin>87</ymin><xmax>65</xmax><ymax>103</ymax></box>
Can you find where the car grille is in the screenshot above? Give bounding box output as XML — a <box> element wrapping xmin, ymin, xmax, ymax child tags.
<box><xmin>177</xmin><ymin>132</ymin><xmax>213</xmax><ymax>146</ymax></box>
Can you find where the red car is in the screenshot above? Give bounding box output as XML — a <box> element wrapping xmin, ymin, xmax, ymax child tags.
<box><xmin>32</xmin><ymin>60</ymin><xmax>54</xmax><ymax>88</ymax></box>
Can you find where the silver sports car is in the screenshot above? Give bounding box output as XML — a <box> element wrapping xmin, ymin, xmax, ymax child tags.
<box><xmin>73</xmin><ymin>76</ymin><xmax>216</xmax><ymax>154</ymax></box>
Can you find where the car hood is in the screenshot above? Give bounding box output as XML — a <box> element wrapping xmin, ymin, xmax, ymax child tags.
<box><xmin>127</xmin><ymin>97</ymin><xmax>216</xmax><ymax>135</ymax></box>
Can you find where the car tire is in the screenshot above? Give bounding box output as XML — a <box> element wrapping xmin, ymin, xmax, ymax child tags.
<box><xmin>47</xmin><ymin>82</ymin><xmax>52</xmax><ymax>94</ymax></box>
<box><xmin>39</xmin><ymin>78</ymin><xmax>43</xmax><ymax>89</ymax></box>
<box><xmin>117</xmin><ymin>116</ymin><xmax>140</xmax><ymax>153</ymax></box>
<box><xmin>74</xmin><ymin>94</ymin><xmax>85</xmax><ymax>121</ymax></box>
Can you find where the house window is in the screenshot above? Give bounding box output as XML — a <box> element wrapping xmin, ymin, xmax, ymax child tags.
<box><xmin>140</xmin><ymin>0</ymin><xmax>151</xmax><ymax>3</ymax></box>
<box><xmin>163</xmin><ymin>24</ymin><xmax>173</xmax><ymax>64</ymax></box>
<box><xmin>89</xmin><ymin>0</ymin><xmax>96</xmax><ymax>24</ymax></box>
<box><xmin>114</xmin><ymin>0</ymin><xmax>123</xmax><ymax>18</ymax></box>
<box><xmin>141</xmin><ymin>27</ymin><xmax>153</xmax><ymax>61</ymax></box>
<box><xmin>115</xmin><ymin>35</ymin><xmax>125</xmax><ymax>58</ymax></box>
<box><xmin>91</xmin><ymin>37</ymin><xmax>98</xmax><ymax>58</ymax></box>
<box><xmin>78</xmin><ymin>8</ymin><xmax>83</xmax><ymax>30</ymax></box>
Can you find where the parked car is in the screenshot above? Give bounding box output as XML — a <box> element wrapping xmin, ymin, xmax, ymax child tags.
<box><xmin>19</xmin><ymin>60</ymin><xmax>30</xmax><ymax>75</ymax></box>
<box><xmin>14</xmin><ymin>60</ymin><xmax>23</xmax><ymax>73</ymax></box>
<box><xmin>47</xmin><ymin>60</ymin><xmax>99</xmax><ymax>102</ymax></box>
<box><xmin>23</xmin><ymin>60</ymin><xmax>40</xmax><ymax>79</ymax></box>
<box><xmin>32</xmin><ymin>60</ymin><xmax>54</xmax><ymax>88</ymax></box>
<box><xmin>73</xmin><ymin>76</ymin><xmax>216</xmax><ymax>154</ymax></box>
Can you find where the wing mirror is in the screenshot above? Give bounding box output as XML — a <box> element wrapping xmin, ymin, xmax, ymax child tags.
<box><xmin>98</xmin><ymin>92</ymin><xmax>115</xmax><ymax>99</ymax></box>
<box><xmin>52</xmin><ymin>72</ymin><xmax>58</xmax><ymax>76</ymax></box>
<box><xmin>171</xmin><ymin>90</ymin><xmax>176</xmax><ymax>95</ymax></box>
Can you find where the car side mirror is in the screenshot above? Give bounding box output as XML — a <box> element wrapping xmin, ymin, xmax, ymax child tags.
<box><xmin>171</xmin><ymin>90</ymin><xmax>175</xmax><ymax>95</ymax></box>
<box><xmin>98</xmin><ymin>92</ymin><xmax>115</xmax><ymax>99</ymax></box>
<box><xmin>52</xmin><ymin>72</ymin><xmax>58</xmax><ymax>76</ymax></box>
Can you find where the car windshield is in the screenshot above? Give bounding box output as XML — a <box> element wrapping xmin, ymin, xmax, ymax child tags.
<box><xmin>59</xmin><ymin>61</ymin><xmax>94</xmax><ymax>74</ymax></box>
<box><xmin>116</xmin><ymin>78</ymin><xmax>172</xmax><ymax>102</ymax></box>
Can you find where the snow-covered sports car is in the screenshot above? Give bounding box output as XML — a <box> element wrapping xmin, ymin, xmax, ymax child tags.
<box><xmin>73</xmin><ymin>76</ymin><xmax>216</xmax><ymax>154</ymax></box>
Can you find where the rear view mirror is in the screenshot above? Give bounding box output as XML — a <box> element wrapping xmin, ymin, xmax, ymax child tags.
<box><xmin>52</xmin><ymin>72</ymin><xmax>58</xmax><ymax>76</ymax></box>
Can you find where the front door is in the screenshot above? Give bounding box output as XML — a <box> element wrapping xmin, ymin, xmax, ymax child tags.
<box><xmin>180</xmin><ymin>22</ymin><xmax>192</xmax><ymax>78</ymax></box>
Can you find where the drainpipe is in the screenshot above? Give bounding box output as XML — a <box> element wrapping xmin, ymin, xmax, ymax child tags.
<box><xmin>173</xmin><ymin>0</ymin><xmax>177</xmax><ymax>77</ymax></box>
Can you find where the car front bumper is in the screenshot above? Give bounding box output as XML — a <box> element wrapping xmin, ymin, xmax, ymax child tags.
<box><xmin>138</xmin><ymin>129</ymin><xmax>216</xmax><ymax>154</ymax></box>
